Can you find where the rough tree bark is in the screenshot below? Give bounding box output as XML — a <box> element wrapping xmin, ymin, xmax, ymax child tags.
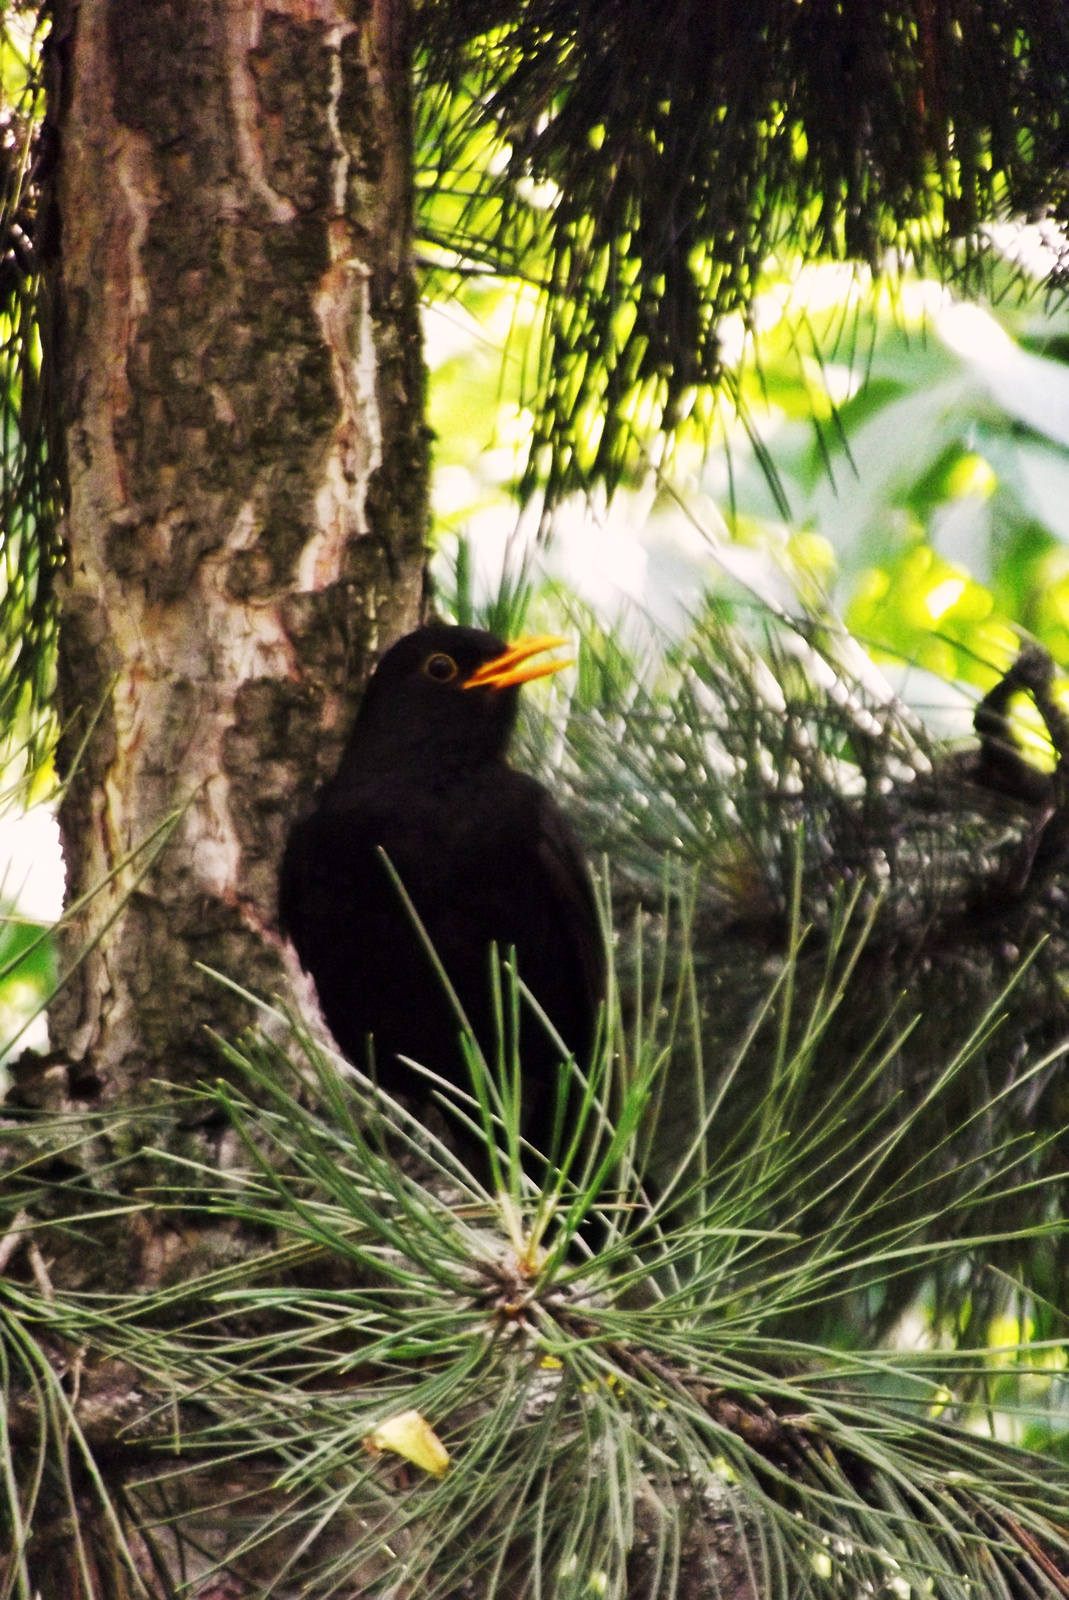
<box><xmin>36</xmin><ymin>0</ymin><xmax>427</xmax><ymax>1127</ymax></box>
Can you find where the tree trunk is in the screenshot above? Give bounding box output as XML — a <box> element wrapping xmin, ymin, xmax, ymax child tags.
<box><xmin>0</xmin><ymin>8</ymin><xmax>427</xmax><ymax>1585</ymax></box>
<box><xmin>39</xmin><ymin>0</ymin><xmax>426</xmax><ymax>1120</ymax></box>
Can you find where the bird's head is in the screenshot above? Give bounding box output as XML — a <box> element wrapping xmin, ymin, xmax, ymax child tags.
<box><xmin>340</xmin><ymin>623</ymin><xmax>572</xmax><ymax>778</ymax></box>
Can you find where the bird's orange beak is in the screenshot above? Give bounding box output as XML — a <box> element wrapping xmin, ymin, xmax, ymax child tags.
<box><xmin>464</xmin><ymin>634</ymin><xmax>573</xmax><ymax>691</ymax></box>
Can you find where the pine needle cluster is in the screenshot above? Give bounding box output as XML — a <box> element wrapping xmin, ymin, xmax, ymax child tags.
<box><xmin>0</xmin><ymin>3</ymin><xmax>60</xmax><ymax>746</ymax></box>
<box><xmin>493</xmin><ymin>592</ymin><xmax>1069</xmax><ymax>1343</ymax></box>
<box><xmin>415</xmin><ymin>0</ymin><xmax>1069</xmax><ymax>507</ymax></box>
<box><xmin>0</xmin><ymin>944</ymin><xmax>1068</xmax><ymax>1597</ymax></box>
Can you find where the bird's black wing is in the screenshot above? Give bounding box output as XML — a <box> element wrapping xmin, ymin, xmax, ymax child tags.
<box><xmin>532</xmin><ymin>791</ymin><xmax>607</xmax><ymax>1051</ymax></box>
<box><xmin>278</xmin><ymin>811</ymin><xmax>330</xmax><ymax>959</ymax></box>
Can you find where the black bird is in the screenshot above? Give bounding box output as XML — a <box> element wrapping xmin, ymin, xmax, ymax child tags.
<box><xmin>279</xmin><ymin>622</ymin><xmax>605</xmax><ymax>1156</ymax></box>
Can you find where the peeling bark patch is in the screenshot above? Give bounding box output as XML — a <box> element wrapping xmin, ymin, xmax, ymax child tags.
<box><xmin>302</xmin><ymin>251</ymin><xmax>378</xmax><ymax>591</ymax></box>
<box><xmin>226</xmin><ymin>0</ymin><xmax>298</xmax><ymax>225</ymax></box>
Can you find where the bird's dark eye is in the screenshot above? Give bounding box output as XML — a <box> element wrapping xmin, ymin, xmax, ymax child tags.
<box><xmin>423</xmin><ymin>652</ymin><xmax>458</xmax><ymax>683</ymax></box>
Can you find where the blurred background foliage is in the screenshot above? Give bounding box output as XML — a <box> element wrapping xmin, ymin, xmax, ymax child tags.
<box><xmin>415</xmin><ymin>0</ymin><xmax>1069</xmax><ymax>512</ymax></box>
<box><xmin>0</xmin><ymin>1</ymin><xmax>58</xmax><ymax>759</ymax></box>
<box><xmin>424</xmin><ymin>254</ymin><xmax>1069</xmax><ymax>713</ymax></box>
<box><xmin>0</xmin><ymin>1</ymin><xmax>58</xmax><ymax>1072</ymax></box>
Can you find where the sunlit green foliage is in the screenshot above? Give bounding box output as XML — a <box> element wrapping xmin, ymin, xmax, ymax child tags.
<box><xmin>427</xmin><ymin>257</ymin><xmax>1069</xmax><ymax>719</ymax></box>
<box><xmin>416</xmin><ymin>0</ymin><xmax>1069</xmax><ymax>510</ymax></box>
<box><xmin>707</xmin><ymin>267</ymin><xmax>1069</xmax><ymax>691</ymax></box>
<box><xmin>0</xmin><ymin>908</ymin><xmax>51</xmax><ymax>1059</ymax></box>
<box><xmin>0</xmin><ymin>4</ymin><xmax>59</xmax><ymax>746</ymax></box>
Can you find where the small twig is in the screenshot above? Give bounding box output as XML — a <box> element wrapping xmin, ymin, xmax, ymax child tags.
<box><xmin>558</xmin><ymin>1307</ymin><xmax>810</xmax><ymax>1466</ymax></box>
<box><xmin>0</xmin><ymin>1207</ymin><xmax>31</xmax><ymax>1273</ymax></box>
<box><xmin>1000</xmin><ymin>1512</ymin><xmax>1069</xmax><ymax>1598</ymax></box>
<box><xmin>27</xmin><ymin>1238</ymin><xmax>55</xmax><ymax>1301</ymax></box>
<box><xmin>68</xmin><ymin>1345</ymin><xmax>86</xmax><ymax>1410</ymax></box>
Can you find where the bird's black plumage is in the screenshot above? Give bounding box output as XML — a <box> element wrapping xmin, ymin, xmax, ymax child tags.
<box><xmin>279</xmin><ymin>623</ymin><xmax>605</xmax><ymax>1152</ymax></box>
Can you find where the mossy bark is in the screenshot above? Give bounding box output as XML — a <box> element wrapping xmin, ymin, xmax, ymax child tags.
<box><xmin>36</xmin><ymin>0</ymin><xmax>427</xmax><ymax>1117</ymax></box>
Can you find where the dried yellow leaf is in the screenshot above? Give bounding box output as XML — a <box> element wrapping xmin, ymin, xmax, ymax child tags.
<box><xmin>367</xmin><ymin>1409</ymin><xmax>450</xmax><ymax>1477</ymax></box>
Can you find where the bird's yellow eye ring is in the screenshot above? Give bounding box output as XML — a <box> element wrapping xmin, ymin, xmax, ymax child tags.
<box><xmin>423</xmin><ymin>652</ymin><xmax>458</xmax><ymax>684</ymax></box>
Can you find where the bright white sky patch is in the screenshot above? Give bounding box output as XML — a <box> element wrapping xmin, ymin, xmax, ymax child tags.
<box><xmin>924</xmin><ymin>577</ymin><xmax>966</xmax><ymax>621</ymax></box>
<box><xmin>0</xmin><ymin>806</ymin><xmax>65</xmax><ymax>922</ymax></box>
<box><xmin>936</xmin><ymin>300</ymin><xmax>1069</xmax><ymax>450</ymax></box>
<box><xmin>985</xmin><ymin>219</ymin><xmax>1069</xmax><ymax>281</ymax></box>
